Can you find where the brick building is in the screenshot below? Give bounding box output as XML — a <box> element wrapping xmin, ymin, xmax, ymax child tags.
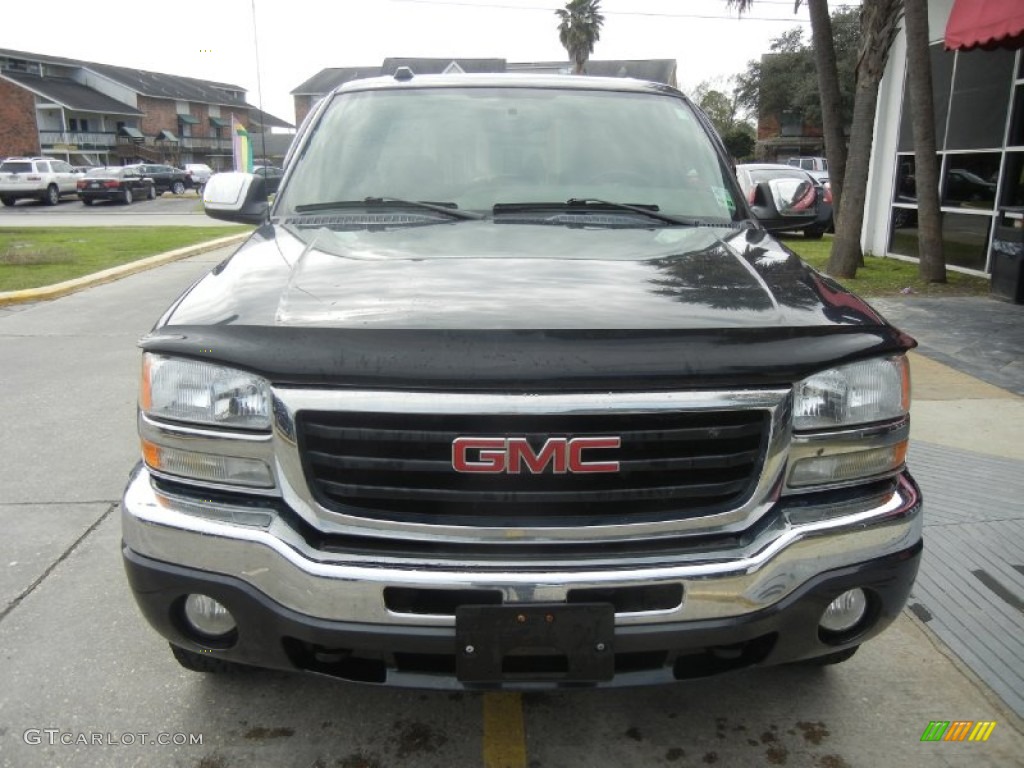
<box><xmin>0</xmin><ymin>48</ymin><xmax>291</xmax><ymax>169</ymax></box>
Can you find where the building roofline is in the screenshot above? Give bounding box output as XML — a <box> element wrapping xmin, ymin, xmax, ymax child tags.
<box><xmin>0</xmin><ymin>47</ymin><xmax>248</xmax><ymax>107</ymax></box>
<box><xmin>0</xmin><ymin>72</ymin><xmax>144</xmax><ymax>116</ymax></box>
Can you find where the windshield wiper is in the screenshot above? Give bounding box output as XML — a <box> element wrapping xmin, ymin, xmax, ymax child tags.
<box><xmin>493</xmin><ymin>199</ymin><xmax>711</xmax><ymax>227</ymax></box>
<box><xmin>293</xmin><ymin>197</ymin><xmax>483</xmax><ymax>220</ymax></box>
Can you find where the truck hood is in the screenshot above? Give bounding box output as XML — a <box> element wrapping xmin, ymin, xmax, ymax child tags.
<box><xmin>146</xmin><ymin>221</ymin><xmax>914</xmax><ymax>389</ymax></box>
<box><xmin>165</xmin><ymin>221</ymin><xmax>886</xmax><ymax>330</ymax></box>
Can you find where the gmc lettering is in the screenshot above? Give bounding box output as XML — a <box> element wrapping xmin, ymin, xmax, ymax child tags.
<box><xmin>452</xmin><ymin>437</ymin><xmax>621</xmax><ymax>474</ymax></box>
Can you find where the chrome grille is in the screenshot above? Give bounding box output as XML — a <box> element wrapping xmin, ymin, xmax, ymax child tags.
<box><xmin>297</xmin><ymin>409</ymin><xmax>769</xmax><ymax>526</ymax></box>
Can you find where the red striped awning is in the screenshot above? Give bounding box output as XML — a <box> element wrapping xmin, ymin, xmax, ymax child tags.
<box><xmin>945</xmin><ymin>0</ymin><xmax>1024</xmax><ymax>51</ymax></box>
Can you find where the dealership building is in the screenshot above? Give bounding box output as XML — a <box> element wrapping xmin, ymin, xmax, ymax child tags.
<box><xmin>864</xmin><ymin>0</ymin><xmax>1024</xmax><ymax>275</ymax></box>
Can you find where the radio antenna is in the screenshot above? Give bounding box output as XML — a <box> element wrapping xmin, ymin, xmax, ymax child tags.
<box><xmin>251</xmin><ymin>0</ymin><xmax>268</xmax><ymax>164</ymax></box>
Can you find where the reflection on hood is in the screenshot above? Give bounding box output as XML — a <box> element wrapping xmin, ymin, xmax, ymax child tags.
<box><xmin>166</xmin><ymin>222</ymin><xmax>881</xmax><ymax>331</ymax></box>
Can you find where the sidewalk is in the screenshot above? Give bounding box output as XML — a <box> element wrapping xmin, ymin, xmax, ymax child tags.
<box><xmin>871</xmin><ymin>296</ymin><xmax>1024</xmax><ymax>396</ymax></box>
<box><xmin>878</xmin><ymin>296</ymin><xmax>1024</xmax><ymax>716</ymax></box>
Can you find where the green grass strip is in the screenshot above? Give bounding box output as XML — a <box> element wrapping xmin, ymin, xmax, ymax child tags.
<box><xmin>0</xmin><ymin>226</ymin><xmax>250</xmax><ymax>291</ymax></box>
<box><xmin>784</xmin><ymin>236</ymin><xmax>990</xmax><ymax>298</ymax></box>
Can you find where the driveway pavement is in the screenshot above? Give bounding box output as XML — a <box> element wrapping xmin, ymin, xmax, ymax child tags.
<box><xmin>0</xmin><ymin>251</ymin><xmax>1021</xmax><ymax>767</ymax></box>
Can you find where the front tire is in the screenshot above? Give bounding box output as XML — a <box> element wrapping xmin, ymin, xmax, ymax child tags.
<box><xmin>1</xmin><ymin>197</ymin><xmax>14</xmax><ymax>207</ymax></box>
<box><xmin>171</xmin><ymin>180</ymin><xmax>186</xmax><ymax>195</ymax></box>
<box><xmin>170</xmin><ymin>644</ymin><xmax>247</xmax><ymax>674</ymax></box>
<box><xmin>122</xmin><ymin>187</ymin><xmax>133</xmax><ymax>205</ymax></box>
<box><xmin>147</xmin><ymin>184</ymin><xmax>156</xmax><ymax>200</ymax></box>
<box><xmin>82</xmin><ymin>198</ymin><xmax>93</xmax><ymax>206</ymax></box>
<box><xmin>44</xmin><ymin>185</ymin><xmax>60</xmax><ymax>206</ymax></box>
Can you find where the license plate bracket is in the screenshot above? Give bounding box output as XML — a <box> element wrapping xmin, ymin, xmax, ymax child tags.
<box><xmin>455</xmin><ymin>602</ymin><xmax>614</xmax><ymax>683</ymax></box>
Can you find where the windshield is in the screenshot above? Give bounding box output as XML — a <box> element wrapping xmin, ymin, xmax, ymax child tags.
<box><xmin>277</xmin><ymin>86</ymin><xmax>741</xmax><ymax>222</ymax></box>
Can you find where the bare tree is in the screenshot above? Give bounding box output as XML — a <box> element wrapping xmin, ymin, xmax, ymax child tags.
<box><xmin>904</xmin><ymin>0</ymin><xmax>945</xmax><ymax>282</ymax></box>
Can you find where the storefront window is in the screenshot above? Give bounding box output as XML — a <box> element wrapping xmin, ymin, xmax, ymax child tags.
<box><xmin>1002</xmin><ymin>151</ymin><xmax>1024</xmax><ymax>208</ymax></box>
<box><xmin>942</xmin><ymin>152</ymin><xmax>1001</xmax><ymax>209</ymax></box>
<box><xmin>889</xmin><ymin>45</ymin><xmax>1021</xmax><ymax>273</ymax></box>
<box><xmin>895</xmin><ymin>153</ymin><xmax>917</xmax><ymax>203</ymax></box>
<box><xmin>1009</xmin><ymin>84</ymin><xmax>1024</xmax><ymax>148</ymax></box>
<box><xmin>888</xmin><ymin>208</ymin><xmax>920</xmax><ymax>259</ymax></box>
<box><xmin>942</xmin><ymin>213</ymin><xmax>991</xmax><ymax>270</ymax></box>
<box><xmin>946</xmin><ymin>48</ymin><xmax>1015</xmax><ymax>150</ymax></box>
<box><xmin>890</xmin><ymin>210</ymin><xmax>992</xmax><ymax>271</ymax></box>
<box><xmin>898</xmin><ymin>44</ymin><xmax>954</xmax><ymax>152</ymax></box>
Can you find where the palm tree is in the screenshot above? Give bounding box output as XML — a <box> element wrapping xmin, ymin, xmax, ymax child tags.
<box><xmin>827</xmin><ymin>0</ymin><xmax>903</xmax><ymax>278</ymax></box>
<box><xmin>556</xmin><ymin>0</ymin><xmax>605</xmax><ymax>74</ymax></box>
<box><xmin>730</xmin><ymin>0</ymin><xmax>904</xmax><ymax>278</ymax></box>
<box><xmin>804</xmin><ymin>0</ymin><xmax>848</xmax><ymax>221</ymax></box>
<box><xmin>904</xmin><ymin>0</ymin><xmax>945</xmax><ymax>282</ymax></box>
<box><xmin>726</xmin><ymin>1</ymin><xmax>848</xmax><ymax>222</ymax></box>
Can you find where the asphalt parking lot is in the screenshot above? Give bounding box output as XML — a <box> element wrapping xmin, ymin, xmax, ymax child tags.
<box><xmin>0</xmin><ymin>190</ymin><xmax>237</xmax><ymax>227</ymax></box>
<box><xmin>0</xmin><ymin>246</ymin><xmax>1022</xmax><ymax>767</ymax></box>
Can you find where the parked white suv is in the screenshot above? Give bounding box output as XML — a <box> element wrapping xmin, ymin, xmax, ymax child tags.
<box><xmin>0</xmin><ymin>157</ymin><xmax>80</xmax><ymax>206</ymax></box>
<box><xmin>785</xmin><ymin>156</ymin><xmax>829</xmax><ymax>184</ymax></box>
<box><xmin>183</xmin><ymin>163</ymin><xmax>213</xmax><ymax>188</ymax></box>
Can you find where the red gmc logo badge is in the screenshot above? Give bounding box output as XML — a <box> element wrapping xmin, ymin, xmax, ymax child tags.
<box><xmin>452</xmin><ymin>436</ymin><xmax>621</xmax><ymax>474</ymax></box>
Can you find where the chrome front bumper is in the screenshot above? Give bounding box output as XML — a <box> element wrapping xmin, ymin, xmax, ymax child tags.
<box><xmin>122</xmin><ymin>467</ymin><xmax>922</xmax><ymax>628</ymax></box>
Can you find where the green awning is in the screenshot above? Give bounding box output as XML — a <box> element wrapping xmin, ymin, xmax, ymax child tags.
<box><xmin>209</xmin><ymin>117</ymin><xmax>230</xmax><ymax>127</ymax></box>
<box><xmin>177</xmin><ymin>114</ymin><xmax>200</xmax><ymax>125</ymax></box>
<box><xmin>118</xmin><ymin>126</ymin><xmax>144</xmax><ymax>139</ymax></box>
<box><xmin>157</xmin><ymin>129</ymin><xmax>178</xmax><ymax>142</ymax></box>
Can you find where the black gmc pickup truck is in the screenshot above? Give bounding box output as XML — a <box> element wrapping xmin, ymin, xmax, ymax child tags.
<box><xmin>122</xmin><ymin>72</ymin><xmax>922</xmax><ymax>689</ymax></box>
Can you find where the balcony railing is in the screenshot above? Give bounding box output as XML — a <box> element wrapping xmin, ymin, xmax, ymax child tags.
<box><xmin>180</xmin><ymin>136</ymin><xmax>232</xmax><ymax>152</ymax></box>
<box><xmin>39</xmin><ymin>131</ymin><xmax>117</xmax><ymax>150</ymax></box>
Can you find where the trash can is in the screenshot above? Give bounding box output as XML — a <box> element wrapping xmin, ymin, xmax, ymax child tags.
<box><xmin>991</xmin><ymin>211</ymin><xmax>1024</xmax><ymax>304</ymax></box>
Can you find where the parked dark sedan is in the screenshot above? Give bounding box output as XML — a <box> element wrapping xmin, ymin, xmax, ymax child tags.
<box><xmin>77</xmin><ymin>167</ymin><xmax>156</xmax><ymax>205</ymax></box>
<box><xmin>126</xmin><ymin>163</ymin><xmax>191</xmax><ymax>195</ymax></box>
<box><xmin>735</xmin><ymin>163</ymin><xmax>831</xmax><ymax>239</ymax></box>
<box><xmin>253</xmin><ymin>165</ymin><xmax>284</xmax><ymax>194</ymax></box>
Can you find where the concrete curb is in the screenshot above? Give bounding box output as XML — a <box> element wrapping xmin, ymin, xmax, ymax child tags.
<box><xmin>0</xmin><ymin>231</ymin><xmax>249</xmax><ymax>307</ymax></box>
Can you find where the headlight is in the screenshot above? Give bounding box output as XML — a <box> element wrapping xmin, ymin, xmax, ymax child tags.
<box><xmin>786</xmin><ymin>355</ymin><xmax>911</xmax><ymax>493</ymax></box>
<box><xmin>793</xmin><ymin>355</ymin><xmax>909</xmax><ymax>430</ymax></box>
<box><xmin>141</xmin><ymin>353</ymin><xmax>271</xmax><ymax>430</ymax></box>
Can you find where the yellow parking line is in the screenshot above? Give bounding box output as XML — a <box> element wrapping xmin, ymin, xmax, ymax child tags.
<box><xmin>483</xmin><ymin>692</ymin><xmax>527</xmax><ymax>768</ymax></box>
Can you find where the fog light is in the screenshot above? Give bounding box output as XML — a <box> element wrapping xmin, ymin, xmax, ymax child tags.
<box><xmin>820</xmin><ymin>588</ymin><xmax>868</xmax><ymax>633</ymax></box>
<box><xmin>183</xmin><ymin>594</ymin><xmax>237</xmax><ymax>638</ymax></box>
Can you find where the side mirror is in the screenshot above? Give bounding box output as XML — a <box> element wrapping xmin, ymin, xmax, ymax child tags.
<box><xmin>749</xmin><ymin>181</ymin><xmax>777</xmax><ymax>219</ymax></box>
<box><xmin>777</xmin><ymin>180</ymin><xmax>814</xmax><ymax>215</ymax></box>
<box><xmin>202</xmin><ymin>172</ymin><xmax>269</xmax><ymax>224</ymax></box>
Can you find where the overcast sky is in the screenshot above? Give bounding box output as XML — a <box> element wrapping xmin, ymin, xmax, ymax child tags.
<box><xmin>0</xmin><ymin>0</ymin><xmax>828</xmax><ymax>127</ymax></box>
